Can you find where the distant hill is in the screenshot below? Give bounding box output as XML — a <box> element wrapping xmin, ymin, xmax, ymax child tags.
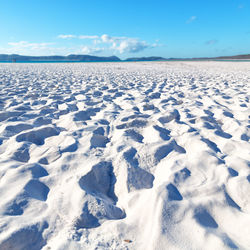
<box><xmin>212</xmin><ymin>54</ymin><xmax>250</xmax><ymax>60</ymax></box>
<box><xmin>169</xmin><ymin>54</ymin><xmax>250</xmax><ymax>60</ymax></box>
<box><xmin>0</xmin><ymin>54</ymin><xmax>121</xmax><ymax>62</ymax></box>
<box><xmin>125</xmin><ymin>56</ymin><xmax>166</xmax><ymax>61</ymax></box>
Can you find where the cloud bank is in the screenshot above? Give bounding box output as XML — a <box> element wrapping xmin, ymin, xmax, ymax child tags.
<box><xmin>1</xmin><ymin>34</ymin><xmax>158</xmax><ymax>56</ymax></box>
<box><xmin>58</xmin><ymin>34</ymin><xmax>157</xmax><ymax>54</ymax></box>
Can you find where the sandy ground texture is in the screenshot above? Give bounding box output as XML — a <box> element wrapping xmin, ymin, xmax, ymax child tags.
<box><xmin>0</xmin><ymin>61</ymin><xmax>249</xmax><ymax>250</ymax></box>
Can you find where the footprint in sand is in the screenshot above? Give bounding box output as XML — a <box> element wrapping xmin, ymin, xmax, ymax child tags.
<box><xmin>154</xmin><ymin>140</ymin><xmax>186</xmax><ymax>163</ymax></box>
<box><xmin>16</xmin><ymin>126</ymin><xmax>60</xmax><ymax>145</ymax></box>
<box><xmin>123</xmin><ymin>147</ymin><xmax>155</xmax><ymax>192</ymax></box>
<box><xmin>76</xmin><ymin>161</ymin><xmax>125</xmax><ymax>229</ymax></box>
<box><xmin>24</xmin><ymin>180</ymin><xmax>50</xmax><ymax>201</ymax></box>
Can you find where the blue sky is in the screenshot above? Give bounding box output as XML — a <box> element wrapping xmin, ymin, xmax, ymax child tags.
<box><xmin>0</xmin><ymin>0</ymin><xmax>249</xmax><ymax>58</ymax></box>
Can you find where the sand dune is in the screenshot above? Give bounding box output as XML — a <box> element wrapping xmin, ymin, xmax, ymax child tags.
<box><xmin>0</xmin><ymin>61</ymin><xmax>249</xmax><ymax>249</ymax></box>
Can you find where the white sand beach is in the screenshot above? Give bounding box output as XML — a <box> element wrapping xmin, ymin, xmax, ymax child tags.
<box><xmin>0</xmin><ymin>61</ymin><xmax>249</xmax><ymax>250</ymax></box>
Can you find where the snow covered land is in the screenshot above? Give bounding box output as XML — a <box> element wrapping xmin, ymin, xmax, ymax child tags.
<box><xmin>0</xmin><ymin>61</ymin><xmax>249</xmax><ymax>250</ymax></box>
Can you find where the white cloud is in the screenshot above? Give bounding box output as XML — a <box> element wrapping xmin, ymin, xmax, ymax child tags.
<box><xmin>79</xmin><ymin>35</ymin><xmax>99</xmax><ymax>39</ymax></box>
<box><xmin>101</xmin><ymin>34</ymin><xmax>109</xmax><ymax>43</ymax></box>
<box><xmin>58</xmin><ymin>34</ymin><xmax>76</xmax><ymax>39</ymax></box>
<box><xmin>58</xmin><ymin>34</ymin><xmax>99</xmax><ymax>40</ymax></box>
<box><xmin>8</xmin><ymin>41</ymin><xmax>54</xmax><ymax>51</ymax></box>
<box><xmin>205</xmin><ymin>40</ymin><xmax>218</xmax><ymax>45</ymax></box>
<box><xmin>81</xmin><ymin>46</ymin><xmax>90</xmax><ymax>54</ymax></box>
<box><xmin>98</xmin><ymin>34</ymin><xmax>153</xmax><ymax>53</ymax></box>
<box><xmin>186</xmin><ymin>16</ymin><xmax>197</xmax><ymax>23</ymax></box>
<box><xmin>100</xmin><ymin>34</ymin><xmax>128</xmax><ymax>43</ymax></box>
<box><xmin>0</xmin><ymin>41</ymin><xmax>72</xmax><ymax>56</ymax></box>
<box><xmin>113</xmin><ymin>39</ymin><xmax>149</xmax><ymax>53</ymax></box>
<box><xmin>81</xmin><ymin>46</ymin><xmax>104</xmax><ymax>54</ymax></box>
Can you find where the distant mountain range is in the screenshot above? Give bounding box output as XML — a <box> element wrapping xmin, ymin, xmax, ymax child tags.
<box><xmin>170</xmin><ymin>54</ymin><xmax>250</xmax><ymax>60</ymax></box>
<box><xmin>0</xmin><ymin>54</ymin><xmax>121</xmax><ymax>62</ymax></box>
<box><xmin>0</xmin><ymin>54</ymin><xmax>250</xmax><ymax>62</ymax></box>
